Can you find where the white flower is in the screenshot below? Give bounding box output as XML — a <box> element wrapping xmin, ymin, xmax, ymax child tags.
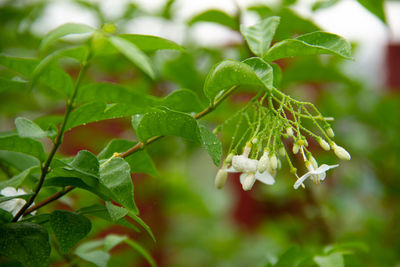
<box><xmin>228</xmin><ymin>155</ymin><xmax>275</xmax><ymax>191</ymax></box>
<box><xmin>293</xmin><ymin>164</ymin><xmax>339</xmax><ymax>189</ymax></box>
<box><xmin>0</xmin><ymin>187</ymin><xmax>35</xmax><ymax>216</ymax></box>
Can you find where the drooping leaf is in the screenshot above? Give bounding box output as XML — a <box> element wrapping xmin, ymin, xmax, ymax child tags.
<box><xmin>188</xmin><ymin>9</ymin><xmax>239</xmax><ymax>30</ymax></box>
<box><xmin>40</xmin><ymin>23</ymin><xmax>95</xmax><ymax>52</ymax></box>
<box><xmin>162</xmin><ymin>89</ymin><xmax>204</xmax><ymax>113</ymax></box>
<box><xmin>0</xmin><ymin>222</ymin><xmax>51</xmax><ymax>267</ymax></box>
<box><xmin>314</xmin><ymin>252</ymin><xmax>344</xmax><ymax>267</ymax></box>
<box><xmin>109</xmin><ymin>35</ymin><xmax>156</xmax><ymax>79</ymax></box>
<box><xmin>136</xmin><ymin>108</ymin><xmax>201</xmax><ymax>143</ymax></box>
<box><xmin>264</xmin><ymin>31</ymin><xmax>353</xmax><ymax>62</ymax></box>
<box><xmin>274</xmin><ymin>245</ymin><xmax>302</xmax><ymax>267</ymax></box>
<box><xmin>104</xmin><ymin>234</ymin><xmax>127</xmax><ymax>251</ymax></box>
<box><xmin>0</xmin><ymin>135</ymin><xmax>46</xmax><ymax>162</ymax></box>
<box><xmin>119</xmin><ymin>34</ymin><xmax>183</xmax><ymax>52</ymax></box>
<box><xmin>198</xmin><ymin>125</ymin><xmax>222</xmax><ymax>166</ymax></box>
<box><xmin>243</xmin><ymin>57</ymin><xmax>274</xmax><ymax>90</ymax></box>
<box><xmin>99</xmin><ymin>157</ymin><xmax>137</xmax><ymax>213</ymax></box>
<box><xmin>128</xmin><ymin>211</ymin><xmax>156</xmax><ymax>242</ymax></box>
<box><xmin>105</xmin><ymin>201</ymin><xmax>128</xmax><ymax>221</ymax></box>
<box><xmin>77</xmin><ymin>204</ymin><xmax>139</xmax><ymax>232</ymax></box>
<box><xmin>98</xmin><ymin>139</ymin><xmax>158</xmax><ymax>177</ymax></box>
<box><xmin>124</xmin><ymin>237</ymin><xmax>156</xmax><ymax>267</ymax></box>
<box><xmin>0</xmin><ymin>55</ymin><xmax>74</xmax><ymax>97</ymax></box>
<box><xmin>75</xmin><ymin>240</ymin><xmax>110</xmax><ymax>267</ymax></box>
<box><xmin>15</xmin><ymin>117</ymin><xmax>47</xmax><ymax>139</ymax></box>
<box><xmin>240</xmin><ymin>16</ymin><xmax>280</xmax><ymax>57</ymax></box>
<box><xmin>65</xmin><ymin>101</ymin><xmax>151</xmax><ymax>131</ymax></box>
<box><xmin>203</xmin><ymin>60</ymin><xmax>264</xmax><ymax>103</ymax></box>
<box><xmin>50</xmin><ymin>210</ymin><xmax>91</xmax><ymax>254</ymax></box>
<box><xmin>0</xmin><ymin>151</ymin><xmax>40</xmax><ymax>172</ymax></box>
<box><xmin>0</xmin><ymin>78</ymin><xmax>27</xmax><ymax>93</ymax></box>
<box><xmin>76</xmin><ymin>82</ymin><xmax>158</xmax><ymax>106</ymax></box>
<box><xmin>0</xmin><ymin>166</ymin><xmax>39</xmax><ymax>190</ymax></box>
<box><xmin>357</xmin><ymin>0</ymin><xmax>386</xmax><ymax>24</ymax></box>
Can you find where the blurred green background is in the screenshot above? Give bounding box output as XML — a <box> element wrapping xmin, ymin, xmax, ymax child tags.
<box><xmin>0</xmin><ymin>0</ymin><xmax>399</xmax><ymax>266</ymax></box>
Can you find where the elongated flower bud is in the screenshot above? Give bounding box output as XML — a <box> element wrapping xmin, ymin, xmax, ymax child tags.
<box><xmin>257</xmin><ymin>152</ymin><xmax>269</xmax><ymax>173</ymax></box>
<box><xmin>292</xmin><ymin>143</ymin><xmax>300</xmax><ymax>154</ymax></box>
<box><xmin>318</xmin><ymin>138</ymin><xmax>330</xmax><ymax>151</ymax></box>
<box><xmin>215</xmin><ymin>167</ymin><xmax>228</xmax><ymax>189</ymax></box>
<box><xmin>326</xmin><ymin>127</ymin><xmax>335</xmax><ymax>138</ymax></box>
<box><xmin>332</xmin><ymin>143</ymin><xmax>351</xmax><ymax>160</ymax></box>
<box><xmin>308</xmin><ymin>155</ymin><xmax>318</xmax><ymax>169</ymax></box>
<box><xmin>242</xmin><ymin>172</ymin><xmax>256</xmax><ymax>191</ymax></box>
<box><xmin>278</xmin><ymin>147</ymin><xmax>286</xmax><ymax>157</ymax></box>
<box><xmin>286</xmin><ymin>127</ymin><xmax>294</xmax><ymax>137</ymax></box>
<box><xmin>269</xmin><ymin>155</ymin><xmax>278</xmax><ymax>170</ymax></box>
<box><xmin>251</xmin><ymin>138</ymin><xmax>258</xmax><ymax>144</ymax></box>
<box><xmin>243</xmin><ymin>142</ymin><xmax>252</xmax><ymax>157</ymax></box>
<box><xmin>225</xmin><ymin>153</ymin><xmax>234</xmax><ymax>163</ymax></box>
<box><xmin>305</xmin><ymin>161</ymin><xmax>314</xmax><ymax>172</ymax></box>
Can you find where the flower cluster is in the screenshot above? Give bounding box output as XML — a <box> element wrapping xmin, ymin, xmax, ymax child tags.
<box><xmin>214</xmin><ymin>90</ymin><xmax>351</xmax><ymax>191</ymax></box>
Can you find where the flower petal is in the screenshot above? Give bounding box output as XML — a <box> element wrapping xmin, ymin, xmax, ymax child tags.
<box><xmin>226</xmin><ymin>166</ymin><xmax>239</xmax><ymax>173</ymax></box>
<box><xmin>293</xmin><ymin>172</ymin><xmax>313</xmax><ymax>189</ymax></box>
<box><xmin>255</xmin><ymin>171</ymin><xmax>275</xmax><ymax>185</ymax></box>
<box><xmin>312</xmin><ymin>164</ymin><xmax>339</xmax><ymax>174</ymax></box>
<box><xmin>232</xmin><ymin>155</ymin><xmax>258</xmax><ymax>173</ymax></box>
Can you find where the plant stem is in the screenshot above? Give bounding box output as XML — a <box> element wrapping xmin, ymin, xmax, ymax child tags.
<box><xmin>13</xmin><ymin>58</ymin><xmax>90</xmax><ymax>221</ymax></box>
<box><xmin>23</xmin><ymin>85</ymin><xmax>239</xmax><ymax>215</ymax></box>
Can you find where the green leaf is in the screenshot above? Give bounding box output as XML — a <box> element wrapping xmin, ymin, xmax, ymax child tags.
<box><xmin>0</xmin><ymin>222</ymin><xmax>51</xmax><ymax>267</ymax></box>
<box><xmin>104</xmin><ymin>234</ymin><xmax>127</xmax><ymax>251</ymax></box>
<box><xmin>128</xmin><ymin>211</ymin><xmax>156</xmax><ymax>242</ymax></box>
<box><xmin>75</xmin><ymin>240</ymin><xmax>110</xmax><ymax>267</ymax></box>
<box><xmin>198</xmin><ymin>125</ymin><xmax>222</xmax><ymax>166</ymax></box>
<box><xmin>77</xmin><ymin>204</ymin><xmax>139</xmax><ymax>232</ymax></box>
<box><xmin>0</xmin><ymin>151</ymin><xmax>40</xmax><ymax>172</ymax></box>
<box><xmin>0</xmin><ymin>209</ymin><xmax>13</xmax><ymax>223</ymax></box>
<box><xmin>98</xmin><ymin>139</ymin><xmax>158</xmax><ymax>177</ymax></box>
<box><xmin>0</xmin><ymin>135</ymin><xmax>46</xmax><ymax>162</ymax></box>
<box><xmin>243</xmin><ymin>57</ymin><xmax>274</xmax><ymax>90</ymax></box>
<box><xmin>40</xmin><ymin>23</ymin><xmax>95</xmax><ymax>51</ymax></box>
<box><xmin>15</xmin><ymin>117</ymin><xmax>47</xmax><ymax>139</ymax></box>
<box><xmin>203</xmin><ymin>60</ymin><xmax>264</xmax><ymax>103</ymax></box>
<box><xmin>0</xmin><ymin>55</ymin><xmax>74</xmax><ymax>97</ymax></box>
<box><xmin>188</xmin><ymin>9</ymin><xmax>239</xmax><ymax>30</ymax></box>
<box><xmin>162</xmin><ymin>89</ymin><xmax>204</xmax><ymax>113</ymax></box>
<box><xmin>124</xmin><ymin>238</ymin><xmax>156</xmax><ymax>267</ymax></box>
<box><xmin>264</xmin><ymin>31</ymin><xmax>353</xmax><ymax>62</ymax></box>
<box><xmin>0</xmin><ymin>166</ymin><xmax>39</xmax><ymax>190</ymax></box>
<box><xmin>274</xmin><ymin>245</ymin><xmax>301</xmax><ymax>267</ymax></box>
<box><xmin>271</xmin><ymin>62</ymin><xmax>282</xmax><ymax>88</ymax></box>
<box><xmin>99</xmin><ymin>157</ymin><xmax>138</xmax><ymax>213</ymax></box>
<box><xmin>314</xmin><ymin>252</ymin><xmax>344</xmax><ymax>267</ymax></box>
<box><xmin>70</xmin><ymin>150</ymin><xmax>100</xmax><ymax>177</ymax></box>
<box><xmin>119</xmin><ymin>34</ymin><xmax>183</xmax><ymax>52</ymax></box>
<box><xmin>0</xmin><ymin>78</ymin><xmax>27</xmax><ymax>93</ymax></box>
<box><xmin>240</xmin><ymin>16</ymin><xmax>280</xmax><ymax>57</ymax></box>
<box><xmin>357</xmin><ymin>0</ymin><xmax>386</xmax><ymax>24</ymax></box>
<box><xmin>65</xmin><ymin>101</ymin><xmax>151</xmax><ymax>131</ymax></box>
<box><xmin>109</xmin><ymin>36</ymin><xmax>156</xmax><ymax>79</ymax></box>
<box><xmin>312</xmin><ymin>0</ymin><xmax>339</xmax><ymax>11</ymax></box>
<box><xmin>50</xmin><ymin>210</ymin><xmax>91</xmax><ymax>254</ymax></box>
<box><xmin>136</xmin><ymin>108</ymin><xmax>201</xmax><ymax>143</ymax></box>
<box><xmin>76</xmin><ymin>82</ymin><xmax>158</xmax><ymax>106</ymax></box>
<box><xmin>105</xmin><ymin>201</ymin><xmax>128</xmax><ymax>221</ymax></box>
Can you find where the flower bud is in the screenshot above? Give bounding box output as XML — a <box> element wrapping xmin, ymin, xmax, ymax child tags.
<box><xmin>332</xmin><ymin>143</ymin><xmax>351</xmax><ymax>160</ymax></box>
<box><xmin>277</xmin><ymin>159</ymin><xmax>282</xmax><ymax>169</ymax></box>
<box><xmin>243</xmin><ymin>142</ymin><xmax>252</xmax><ymax>157</ymax></box>
<box><xmin>326</xmin><ymin>127</ymin><xmax>335</xmax><ymax>138</ymax></box>
<box><xmin>292</xmin><ymin>143</ymin><xmax>300</xmax><ymax>154</ymax></box>
<box><xmin>318</xmin><ymin>138</ymin><xmax>330</xmax><ymax>151</ymax></box>
<box><xmin>308</xmin><ymin>155</ymin><xmax>318</xmax><ymax>169</ymax></box>
<box><xmin>269</xmin><ymin>155</ymin><xmax>278</xmax><ymax>170</ymax></box>
<box><xmin>215</xmin><ymin>168</ymin><xmax>228</xmax><ymax>189</ymax></box>
<box><xmin>257</xmin><ymin>152</ymin><xmax>269</xmax><ymax>173</ymax></box>
<box><xmin>251</xmin><ymin>138</ymin><xmax>258</xmax><ymax>144</ymax></box>
<box><xmin>286</xmin><ymin>127</ymin><xmax>294</xmax><ymax>137</ymax></box>
<box><xmin>242</xmin><ymin>172</ymin><xmax>256</xmax><ymax>191</ymax></box>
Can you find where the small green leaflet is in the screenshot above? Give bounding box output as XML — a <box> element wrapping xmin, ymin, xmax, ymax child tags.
<box><xmin>105</xmin><ymin>201</ymin><xmax>128</xmax><ymax>221</ymax></box>
<box><xmin>50</xmin><ymin>210</ymin><xmax>92</xmax><ymax>254</ymax></box>
<box><xmin>15</xmin><ymin>117</ymin><xmax>48</xmax><ymax>139</ymax></box>
<box><xmin>109</xmin><ymin>35</ymin><xmax>156</xmax><ymax>79</ymax></box>
<box><xmin>314</xmin><ymin>252</ymin><xmax>344</xmax><ymax>267</ymax></box>
<box><xmin>119</xmin><ymin>34</ymin><xmax>183</xmax><ymax>52</ymax></box>
<box><xmin>0</xmin><ymin>78</ymin><xmax>27</xmax><ymax>93</ymax></box>
<box><xmin>357</xmin><ymin>0</ymin><xmax>386</xmax><ymax>24</ymax></box>
<box><xmin>188</xmin><ymin>9</ymin><xmax>239</xmax><ymax>30</ymax></box>
<box><xmin>0</xmin><ymin>135</ymin><xmax>47</xmax><ymax>162</ymax></box>
<box><xmin>199</xmin><ymin>125</ymin><xmax>222</xmax><ymax>166</ymax></box>
<box><xmin>264</xmin><ymin>31</ymin><xmax>353</xmax><ymax>62</ymax></box>
<box><xmin>203</xmin><ymin>60</ymin><xmax>265</xmax><ymax>103</ymax></box>
<box><xmin>99</xmin><ymin>157</ymin><xmax>138</xmax><ymax>213</ymax></box>
<box><xmin>40</xmin><ymin>23</ymin><xmax>95</xmax><ymax>52</ymax></box>
<box><xmin>0</xmin><ymin>222</ymin><xmax>51</xmax><ymax>267</ymax></box>
<box><xmin>243</xmin><ymin>57</ymin><xmax>274</xmax><ymax>90</ymax></box>
<box><xmin>240</xmin><ymin>16</ymin><xmax>280</xmax><ymax>58</ymax></box>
